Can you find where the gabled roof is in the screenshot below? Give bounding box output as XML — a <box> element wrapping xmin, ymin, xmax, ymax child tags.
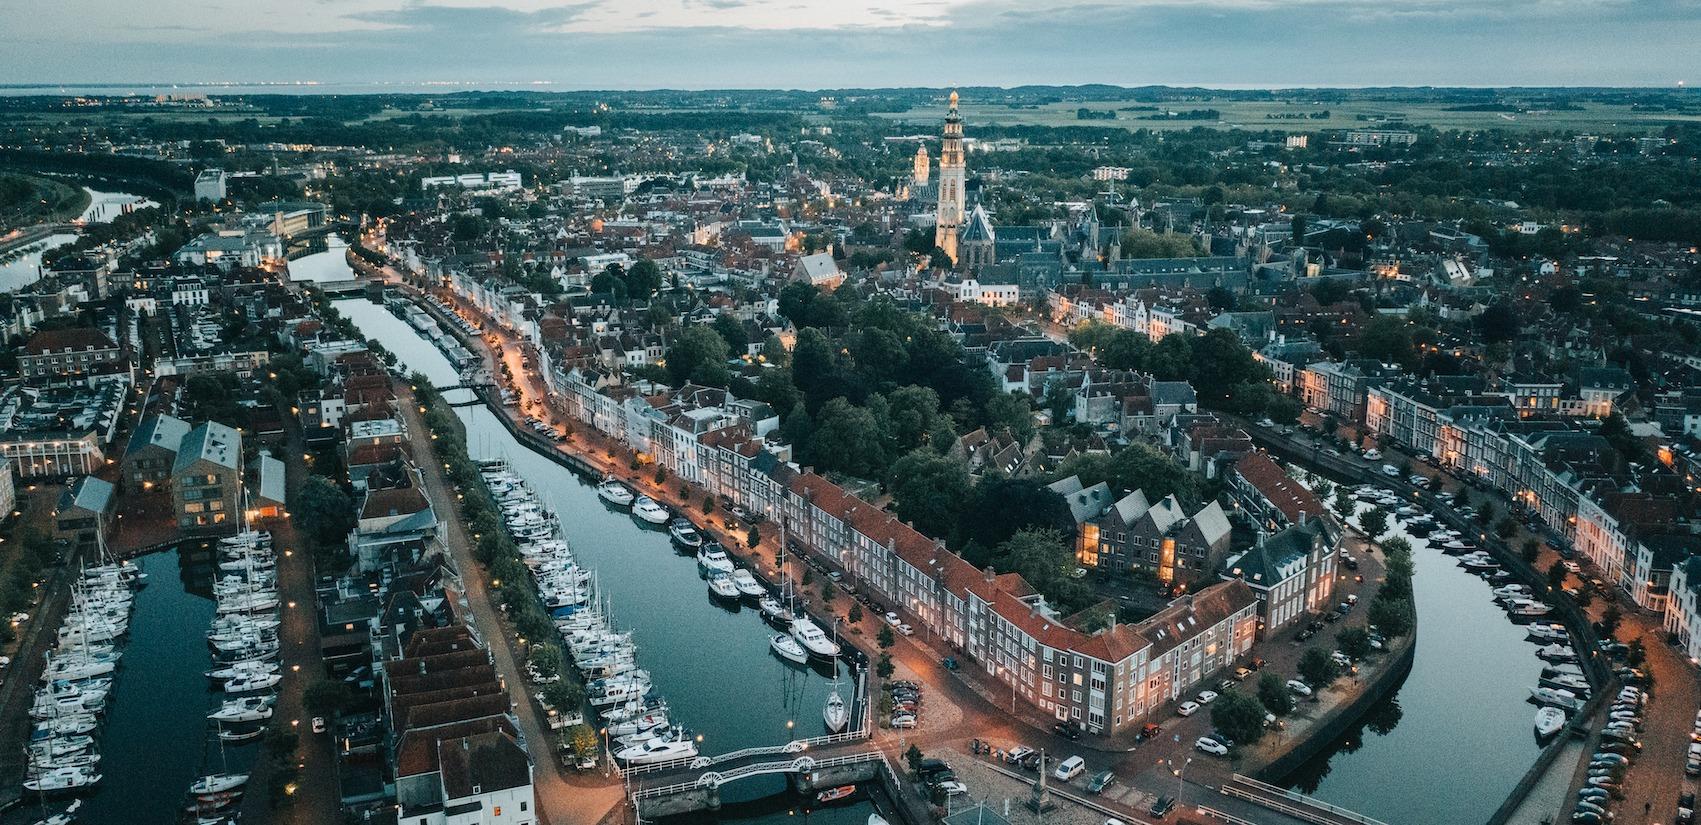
<box><xmin>439</xmin><ymin>730</ymin><xmax>530</xmax><ymax>800</ymax></box>
<box><xmin>172</xmin><ymin>421</ymin><xmax>242</xmax><ymax>475</ymax></box>
<box><xmin>1234</xmin><ymin>451</ymin><xmax>1323</xmax><ymax>523</ymax></box>
<box><xmin>125</xmin><ymin>413</ymin><xmax>190</xmax><ymax>458</ymax></box>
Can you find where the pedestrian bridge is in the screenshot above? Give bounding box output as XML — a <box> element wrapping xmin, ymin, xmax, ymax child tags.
<box><xmin>627</xmin><ymin>742</ymin><xmax>889</xmax><ymax>819</ymax></box>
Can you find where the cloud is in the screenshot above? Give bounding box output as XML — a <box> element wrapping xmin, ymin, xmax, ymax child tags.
<box><xmin>1</xmin><ymin>0</ymin><xmax>1699</xmax><ymax>87</ymax></box>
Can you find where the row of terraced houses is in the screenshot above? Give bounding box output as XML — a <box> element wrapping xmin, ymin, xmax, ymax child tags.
<box><xmin>546</xmin><ymin>362</ymin><xmax>1260</xmax><ymax>736</ymax></box>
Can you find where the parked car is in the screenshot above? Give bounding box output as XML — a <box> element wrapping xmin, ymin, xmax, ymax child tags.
<box><xmin>1363</xmin><ymin>449</ymin><xmax>1382</xmax><ymax>460</ymax></box>
<box><xmin>1382</xmin><ymin>464</ymin><xmax>1401</xmax><ymax>477</ymax></box>
<box><xmin>1052</xmin><ymin>755</ymin><xmax>1086</xmax><ymax>781</ymax></box>
<box><xmin>1195</xmin><ymin>737</ymin><xmax>1230</xmax><ymax>756</ymax></box>
<box><xmin>1053</xmin><ymin>722</ymin><xmax>1081</xmax><ymax>741</ymax></box>
<box><xmin>1287</xmin><ymin>680</ymin><xmax>1314</xmax><ymax>697</ymax></box>
<box><xmin>1177</xmin><ymin>701</ymin><xmax>1201</xmax><ymax>717</ymax></box>
<box><xmin>1137</xmin><ymin>723</ymin><xmax>1162</xmax><ymax>742</ymax></box>
<box><xmin>1196</xmin><ymin>690</ymin><xmax>1219</xmax><ymax>705</ymax></box>
<box><xmin>1149</xmin><ymin>796</ymin><xmax>1177</xmax><ymax>818</ymax></box>
<box><xmin>1087</xmin><ymin>770</ymin><xmax>1116</xmax><ymax>794</ymax></box>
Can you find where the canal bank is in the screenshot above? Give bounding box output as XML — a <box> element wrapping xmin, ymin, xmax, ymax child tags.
<box><xmin>333</xmin><ymin>297</ymin><xmax>865</xmax><ymax>758</ymax></box>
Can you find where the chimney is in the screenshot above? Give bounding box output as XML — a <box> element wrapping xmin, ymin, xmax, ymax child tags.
<box><xmin>983</xmin><ymin>565</ymin><xmax>996</xmax><ymax>584</ymax></box>
<box><xmin>1256</xmin><ymin>531</ymin><xmax>1266</xmax><ymax>548</ymax></box>
<box><xmin>1298</xmin><ymin>510</ymin><xmax>1308</xmax><ymax>527</ymax></box>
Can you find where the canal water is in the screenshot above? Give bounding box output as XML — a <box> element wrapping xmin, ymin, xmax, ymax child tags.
<box><xmin>1284</xmin><ymin>498</ymin><xmax>1549</xmax><ymax>825</ymax></box>
<box><xmin>76</xmin><ymin>187</ymin><xmax>158</xmax><ymax>224</ymax></box>
<box><xmin>62</xmin><ymin>546</ymin><xmax>258</xmax><ymax>824</ymax></box>
<box><xmin>0</xmin><ymin>232</ymin><xmax>76</xmax><ymax>292</ymax></box>
<box><xmin>286</xmin><ymin>234</ymin><xmax>354</xmax><ymax>283</ymax></box>
<box><xmin>334</xmin><ymin>300</ymin><xmax>866</xmax><ymax>797</ymax></box>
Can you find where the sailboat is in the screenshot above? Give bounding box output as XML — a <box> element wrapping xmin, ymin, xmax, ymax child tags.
<box><xmin>770</xmin><ymin>633</ymin><xmax>808</xmax><ymax>665</ymax></box>
<box><xmin>822</xmin><ymin>621</ymin><xmax>849</xmax><ymax>732</ymax></box>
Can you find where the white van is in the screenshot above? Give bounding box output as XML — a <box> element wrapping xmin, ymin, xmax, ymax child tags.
<box><xmin>1363</xmin><ymin>449</ymin><xmax>1382</xmax><ymax>460</ymax></box>
<box><xmin>1053</xmin><ymin>755</ymin><xmax>1086</xmax><ymax>781</ymax></box>
<box><xmin>1382</xmin><ymin>464</ymin><xmax>1400</xmax><ymax>477</ymax></box>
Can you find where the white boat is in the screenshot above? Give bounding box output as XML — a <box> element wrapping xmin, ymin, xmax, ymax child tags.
<box><xmin>669</xmin><ymin>518</ymin><xmax>704</xmax><ymax>550</ymax></box>
<box><xmin>33</xmin><ymin>714</ymin><xmax>99</xmax><ymax>738</ymax></box>
<box><xmin>24</xmin><ymin>766</ymin><xmax>100</xmax><ymax>793</ymax></box>
<box><xmin>730</xmin><ymin>569</ymin><xmax>767</xmax><ymax>599</ymax></box>
<box><xmin>632</xmin><ymin>496</ymin><xmax>670</xmax><ymax>525</ymax></box>
<box><xmin>607</xmin><ymin>711</ymin><xmax>670</xmax><ymax>738</ymax></box>
<box><xmin>1534</xmin><ymin>706</ymin><xmax>1566</xmax><ymax>738</ymax></box>
<box><xmin>1526</xmin><ymin>624</ymin><xmax>1569</xmax><ymax>643</ymax></box>
<box><xmin>697</xmin><ymin>545</ymin><xmax>735</xmax><ymax>574</ymax></box>
<box><xmin>869</xmin><ymin>816</ymin><xmax>891</xmax><ymax>825</ymax></box>
<box><xmin>1506</xmin><ymin>599</ymin><xmax>1552</xmax><ymax>620</ymax></box>
<box><xmin>759</xmin><ymin>596</ymin><xmax>794</xmax><ymax>626</ymax></box>
<box><xmin>188</xmin><ymin>774</ymin><xmax>249</xmax><ymax>795</ymax></box>
<box><xmin>1541</xmin><ymin>672</ymin><xmax>1590</xmax><ymax>694</ymax></box>
<box><xmin>823</xmin><ymin>689</ymin><xmax>849</xmax><ymax>733</ymax></box>
<box><xmin>224</xmin><ymin>673</ymin><xmax>283</xmax><ymax>694</ymax></box>
<box><xmin>707</xmin><ymin>572</ymin><xmax>741</xmax><ymax>600</ymax></box>
<box><xmin>1529</xmin><ymin>687</ymin><xmax>1582</xmax><ymax>711</ymax></box>
<box><xmin>28</xmin><ymin>736</ymin><xmax>94</xmax><ymax>760</ymax></box>
<box><xmin>1536</xmin><ymin>644</ymin><xmax>1577</xmax><ymax>663</ymax></box>
<box><xmin>28</xmin><ymin>799</ymin><xmax>80</xmax><ymax>825</ymax></box>
<box><xmin>614</xmin><ymin>732</ymin><xmax>699</xmax><ymax>765</ymax></box>
<box><xmin>210</xmin><ymin>696</ymin><xmax>276</xmax><ymax>723</ymax></box>
<box><xmin>207</xmin><ymin>661</ymin><xmax>278</xmax><ymax>682</ymax></box>
<box><xmin>790</xmin><ymin>618</ymin><xmax>841</xmax><ymax>658</ymax></box>
<box><xmin>770</xmin><ymin>634</ymin><xmax>808</xmax><ymax>665</ymax></box>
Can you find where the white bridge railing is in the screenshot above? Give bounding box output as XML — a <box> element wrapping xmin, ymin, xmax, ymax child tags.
<box><xmin>630</xmin><ymin>751</ymin><xmax>887</xmax><ymax>802</ymax></box>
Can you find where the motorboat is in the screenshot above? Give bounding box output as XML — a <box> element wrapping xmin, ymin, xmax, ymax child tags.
<box><xmin>758</xmin><ymin>596</ymin><xmax>795</xmax><ymax>627</ymax></box>
<box><xmin>28</xmin><ymin>799</ymin><xmax>80</xmax><ymax>825</ymax></box>
<box><xmin>33</xmin><ymin>714</ymin><xmax>99</xmax><ymax>738</ymax></box>
<box><xmin>697</xmin><ymin>545</ymin><xmax>735</xmax><ymax>574</ymax></box>
<box><xmin>730</xmin><ymin>569</ymin><xmax>767</xmax><ymax>599</ymax></box>
<box><xmin>607</xmin><ymin>711</ymin><xmax>670</xmax><ymax>739</ymax></box>
<box><xmin>1492</xmin><ymin>584</ymin><xmax>1533</xmax><ymax>601</ymax></box>
<box><xmin>24</xmin><ymin>766</ymin><xmax>100</xmax><ymax>793</ymax></box>
<box><xmin>823</xmin><ymin>689</ymin><xmax>849</xmax><ymax>733</ymax></box>
<box><xmin>1529</xmin><ymin>687</ymin><xmax>1582</xmax><ymax>711</ymax></box>
<box><xmin>30</xmin><ymin>751</ymin><xmax>100</xmax><ymax>771</ymax></box>
<box><xmin>790</xmin><ymin>618</ymin><xmax>841</xmax><ymax>659</ymax></box>
<box><xmin>1534</xmin><ymin>706</ymin><xmax>1566</xmax><ymax>738</ymax></box>
<box><xmin>207</xmin><ymin>661</ymin><xmax>279</xmax><ymax>682</ymax></box>
<box><xmin>1541</xmin><ymin>673</ymin><xmax>1591</xmax><ymax>694</ymax></box>
<box><xmin>669</xmin><ymin>518</ymin><xmax>704</xmax><ymax>551</ymax></box>
<box><xmin>632</xmin><ymin>496</ymin><xmax>670</xmax><ymax>525</ymax></box>
<box><xmin>218</xmin><ymin>726</ymin><xmax>264</xmax><ymax>744</ymax></box>
<box><xmin>28</xmin><ymin>735</ymin><xmax>94</xmax><ymax>761</ymax></box>
<box><xmin>706</xmin><ymin>572</ymin><xmax>741</xmax><ymax>601</ymax></box>
<box><xmin>1526</xmin><ymin>624</ymin><xmax>1569</xmax><ymax>644</ymax></box>
<box><xmin>816</xmin><ymin>785</ymin><xmax>857</xmax><ymax>804</ymax></box>
<box><xmin>1536</xmin><ymin>644</ymin><xmax>1578</xmax><ymax>663</ymax></box>
<box><xmin>210</xmin><ymin>696</ymin><xmax>276</xmax><ymax>723</ymax></box>
<box><xmin>223</xmin><ymin>672</ymin><xmax>283</xmax><ymax>694</ymax></box>
<box><xmin>188</xmin><ymin>774</ymin><xmax>249</xmax><ymax>796</ymax></box>
<box><xmin>770</xmin><ymin>633</ymin><xmax>808</xmax><ymax>665</ymax></box>
<box><xmin>614</xmin><ymin>731</ymin><xmax>699</xmax><ymax>765</ymax></box>
<box><xmin>1506</xmin><ymin>600</ymin><xmax>1552</xmax><ymax>620</ymax></box>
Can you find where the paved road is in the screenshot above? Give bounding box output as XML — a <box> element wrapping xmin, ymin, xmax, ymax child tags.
<box><xmin>242</xmin><ymin>420</ymin><xmax>339</xmax><ymax>824</ymax></box>
<box><xmin>396</xmin><ymin>382</ymin><xmax>625</xmax><ymax>825</ymax></box>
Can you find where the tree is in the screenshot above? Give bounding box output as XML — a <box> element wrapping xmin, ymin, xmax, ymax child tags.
<box><xmin>625</xmin><ymin>258</ymin><xmax>663</xmax><ymax>296</ymax></box>
<box><xmin>1298</xmin><ymin>647</ymin><xmax>1338</xmax><ymax>689</ymax></box>
<box><xmin>848</xmin><ymin>603</ymin><xmax>863</xmax><ymax>625</ymax></box>
<box><xmin>542</xmin><ymin>681</ymin><xmax>585</xmax><ymax>714</ymax></box>
<box><xmin>296</xmin><ymin>476</ymin><xmax>355</xmax><ymax>549</ymax></box>
<box><xmin>1338</xmin><ymin>627</ymin><xmax>1372</xmax><ymax>661</ymax></box>
<box><xmin>1357</xmin><ymin>315</ymin><xmax>1416</xmax><ymax>368</ymax></box>
<box><xmin>990</xmin><ymin>529</ymin><xmax>1094</xmax><ymax>614</ymax></box>
<box><xmin>747</xmin><ymin>525</ymin><xmax>760</xmax><ymax>548</ymax></box>
<box><xmin>876</xmin><ymin>653</ymin><xmax>894</xmax><ymax>679</ymax></box>
<box><xmin>303</xmin><ymin>680</ymin><xmax>353</xmax><ymax>715</ymax></box>
<box><xmin>1258</xmin><ymin>672</ymin><xmax>1295</xmax><ymax>716</ymax></box>
<box><xmin>1546</xmin><ymin>559</ymin><xmax>1569</xmax><ymax>591</ymax></box>
<box><xmin>1476</xmin><ymin>501</ymin><xmax>1495</xmax><ymax>527</ymax></box>
<box><xmin>888</xmin><ymin>450</ymin><xmax>971</xmax><ymax>542</ymax></box>
<box><xmin>1333</xmin><ymin>486</ymin><xmax>1355</xmax><ymax>516</ymax></box>
<box><xmin>1358</xmin><ymin>506</ymin><xmax>1389</xmax><ymax>544</ymax></box>
<box><xmin>711</xmin><ymin>313</ymin><xmax>748</xmax><ymax>356</ymax></box>
<box><xmin>959</xmin><ymin>478</ymin><xmax>1074</xmax><ymax>561</ymax></box>
<box><xmin>877</xmin><ymin>625</ymin><xmax>895</xmax><ymax>649</ymax></box>
<box><xmin>1368</xmin><ymin>596</ymin><xmax>1413</xmax><ymax>638</ymax></box>
<box><xmin>1521</xmin><ymin>539</ymin><xmax>1541</xmax><ymax>564</ymax></box>
<box><xmin>883</xmin><ymin>386</ymin><xmax>942</xmax><ymax>454</ymax></box>
<box><xmin>810</xmin><ymin>397</ymin><xmax>888</xmax><ymax>479</ymax></box>
<box><xmin>529</xmin><ymin>646</ymin><xmax>564</xmax><ymax>680</ymax></box>
<box><xmin>821</xmin><ymin>583</ymin><xmax>835</xmax><ymax>604</ymax></box>
<box><xmin>1496</xmin><ymin>517</ymin><xmax>1519</xmax><ymax>540</ymax></box>
<box><xmin>905</xmin><ymin>744</ymin><xmax>925</xmax><ymax>773</ymax></box>
<box><xmin>1600</xmin><ymin>604</ymin><xmax>1622</xmax><ymax>639</ymax></box>
<box><xmin>1212</xmin><ymin>691</ymin><xmax>1269</xmax><ymax>747</ymax></box>
<box><xmin>983</xmin><ymin>391</ymin><xmax>1034</xmax><ymax>442</ymax></box>
<box><xmin>666</xmin><ymin>325</ymin><xmax>731</xmax><ymax>387</ymax></box>
<box><xmin>1291</xmin><ymin>214</ymin><xmax>1308</xmax><ymax>245</ymax></box>
<box><xmin>701</xmin><ymin>495</ymin><xmax>716</xmax><ymax>514</ymax></box>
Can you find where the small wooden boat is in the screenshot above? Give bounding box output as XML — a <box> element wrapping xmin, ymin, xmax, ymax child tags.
<box><xmin>816</xmin><ymin>785</ymin><xmax>857</xmax><ymax>804</ymax></box>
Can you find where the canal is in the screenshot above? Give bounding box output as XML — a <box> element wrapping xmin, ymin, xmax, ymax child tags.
<box><xmin>1</xmin><ymin>185</ymin><xmax>155</xmax><ymax>292</ymax></box>
<box><xmin>44</xmin><ymin>546</ymin><xmax>260</xmax><ymax>825</ymax></box>
<box><xmin>1284</xmin><ymin>498</ymin><xmax>1549</xmax><ymax>825</ymax></box>
<box><xmin>333</xmin><ymin>296</ymin><xmax>878</xmax><ymax>820</ymax></box>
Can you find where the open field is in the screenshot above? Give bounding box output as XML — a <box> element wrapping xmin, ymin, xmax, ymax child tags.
<box><xmin>874</xmin><ymin>98</ymin><xmax>1701</xmax><ymax>133</ymax></box>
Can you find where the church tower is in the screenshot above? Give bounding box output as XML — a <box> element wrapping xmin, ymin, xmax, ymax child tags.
<box><xmin>912</xmin><ymin>145</ymin><xmax>930</xmax><ymax>186</ymax></box>
<box><xmin>934</xmin><ymin>90</ymin><xmax>966</xmax><ymax>265</ymax></box>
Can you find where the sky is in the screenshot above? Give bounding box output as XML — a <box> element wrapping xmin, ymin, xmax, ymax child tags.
<box><xmin>4</xmin><ymin>0</ymin><xmax>1701</xmax><ymax>90</ymax></box>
